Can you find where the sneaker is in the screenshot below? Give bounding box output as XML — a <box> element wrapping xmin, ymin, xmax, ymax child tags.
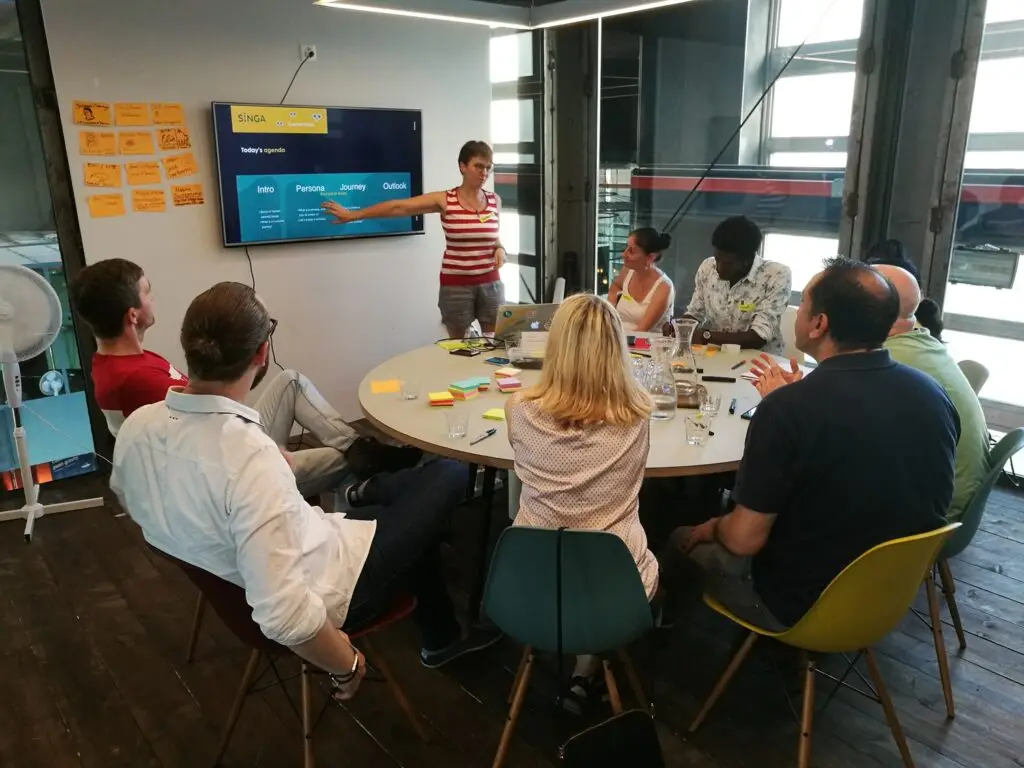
<box><xmin>561</xmin><ymin>674</ymin><xmax>608</xmax><ymax>716</ymax></box>
<box><xmin>420</xmin><ymin>625</ymin><xmax>504</xmax><ymax>669</ymax></box>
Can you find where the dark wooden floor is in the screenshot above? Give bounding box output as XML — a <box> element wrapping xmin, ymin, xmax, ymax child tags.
<box><xmin>2</xmin><ymin>476</ymin><xmax>1024</xmax><ymax>767</ymax></box>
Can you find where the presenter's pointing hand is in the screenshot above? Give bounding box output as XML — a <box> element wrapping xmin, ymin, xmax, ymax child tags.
<box><xmin>322</xmin><ymin>200</ymin><xmax>356</xmax><ymax>223</ymax></box>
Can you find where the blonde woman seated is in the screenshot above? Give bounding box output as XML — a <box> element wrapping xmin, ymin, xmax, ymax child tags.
<box><xmin>608</xmin><ymin>227</ymin><xmax>675</xmax><ymax>332</ymax></box>
<box><xmin>505</xmin><ymin>292</ymin><xmax>657</xmax><ymax>712</ymax></box>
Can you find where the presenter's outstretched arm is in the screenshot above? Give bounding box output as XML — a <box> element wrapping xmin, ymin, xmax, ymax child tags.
<box><xmin>322</xmin><ymin>192</ymin><xmax>446</xmax><ymax>223</ymax></box>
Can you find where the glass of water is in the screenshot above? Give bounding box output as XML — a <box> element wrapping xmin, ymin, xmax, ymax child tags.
<box><xmin>445</xmin><ymin>409</ymin><xmax>469</xmax><ymax>440</ymax></box>
<box><xmin>685</xmin><ymin>413</ymin><xmax>711</xmax><ymax>446</ymax></box>
<box><xmin>400</xmin><ymin>380</ymin><xmax>419</xmax><ymax>401</ymax></box>
<box><xmin>700</xmin><ymin>392</ymin><xmax>721</xmax><ymax>419</ymax></box>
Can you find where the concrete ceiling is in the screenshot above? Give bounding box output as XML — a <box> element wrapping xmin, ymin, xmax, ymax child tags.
<box><xmin>0</xmin><ymin>1</ymin><xmax>20</xmax><ymax>42</ymax></box>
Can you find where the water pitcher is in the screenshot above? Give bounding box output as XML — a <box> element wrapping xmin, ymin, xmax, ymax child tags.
<box><xmin>670</xmin><ymin>318</ymin><xmax>701</xmax><ymax>399</ymax></box>
<box><xmin>646</xmin><ymin>336</ymin><xmax>678</xmax><ymax>420</ymax></box>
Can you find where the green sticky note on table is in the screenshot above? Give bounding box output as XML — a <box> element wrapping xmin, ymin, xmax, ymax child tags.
<box><xmin>482</xmin><ymin>408</ymin><xmax>505</xmax><ymax>421</ymax></box>
<box><xmin>371</xmin><ymin>379</ymin><xmax>401</xmax><ymax>394</ymax></box>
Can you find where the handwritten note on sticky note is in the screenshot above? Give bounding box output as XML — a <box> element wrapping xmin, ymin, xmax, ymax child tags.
<box><xmin>171</xmin><ymin>183</ymin><xmax>204</xmax><ymax>207</ymax></box>
<box><xmin>79</xmin><ymin>131</ymin><xmax>116</xmax><ymax>156</ymax></box>
<box><xmin>125</xmin><ymin>161</ymin><xmax>161</xmax><ymax>186</ymax></box>
<box><xmin>73</xmin><ymin>101</ymin><xmax>112</xmax><ymax>126</ymax></box>
<box><xmin>87</xmin><ymin>193</ymin><xmax>125</xmax><ymax>218</ymax></box>
<box><xmin>157</xmin><ymin>127</ymin><xmax>192</xmax><ymax>151</ymax></box>
<box><xmin>84</xmin><ymin>163</ymin><xmax>121</xmax><ymax>188</ymax></box>
<box><xmin>115</xmin><ymin>103</ymin><xmax>150</xmax><ymax>126</ymax></box>
<box><xmin>370</xmin><ymin>380</ymin><xmax>401</xmax><ymax>394</ymax></box>
<box><xmin>151</xmin><ymin>102</ymin><xmax>184</xmax><ymax>125</ymax></box>
<box><xmin>162</xmin><ymin>152</ymin><xmax>198</xmax><ymax>179</ymax></box>
<box><xmin>131</xmin><ymin>188</ymin><xmax>166</xmax><ymax>213</ymax></box>
<box><xmin>482</xmin><ymin>409</ymin><xmax>506</xmax><ymax>421</ymax></box>
<box><xmin>119</xmin><ymin>131</ymin><xmax>155</xmax><ymax>155</ymax></box>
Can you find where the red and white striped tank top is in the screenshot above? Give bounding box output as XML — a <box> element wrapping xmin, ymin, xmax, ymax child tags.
<box><xmin>439</xmin><ymin>188</ymin><xmax>501</xmax><ymax>287</ymax></box>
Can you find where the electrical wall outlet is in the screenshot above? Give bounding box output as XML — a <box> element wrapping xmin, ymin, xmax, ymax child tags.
<box><xmin>300</xmin><ymin>44</ymin><xmax>317</xmax><ymax>62</ymax></box>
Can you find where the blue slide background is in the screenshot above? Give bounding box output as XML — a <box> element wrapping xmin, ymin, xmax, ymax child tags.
<box><xmin>237</xmin><ymin>172</ymin><xmax>412</xmax><ymax>243</ymax></box>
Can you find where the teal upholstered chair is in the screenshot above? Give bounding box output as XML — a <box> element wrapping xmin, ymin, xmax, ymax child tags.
<box><xmin>483</xmin><ymin>527</ymin><xmax>654</xmax><ymax>768</ymax></box>
<box><xmin>925</xmin><ymin>427</ymin><xmax>1024</xmax><ymax>719</ymax></box>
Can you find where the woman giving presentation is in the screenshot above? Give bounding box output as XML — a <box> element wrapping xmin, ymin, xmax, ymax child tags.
<box><xmin>322</xmin><ymin>140</ymin><xmax>506</xmax><ymax>339</ymax></box>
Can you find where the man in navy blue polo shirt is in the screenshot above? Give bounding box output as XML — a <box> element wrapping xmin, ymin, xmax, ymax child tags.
<box><xmin>667</xmin><ymin>258</ymin><xmax>959</xmax><ymax>630</ymax></box>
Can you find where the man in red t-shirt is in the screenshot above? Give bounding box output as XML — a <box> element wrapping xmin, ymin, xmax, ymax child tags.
<box><xmin>70</xmin><ymin>259</ymin><xmax>419</xmax><ymax>497</ymax></box>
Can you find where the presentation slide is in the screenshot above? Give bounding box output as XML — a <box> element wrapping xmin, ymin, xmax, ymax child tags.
<box><xmin>212</xmin><ymin>103</ymin><xmax>424</xmax><ymax>247</ymax></box>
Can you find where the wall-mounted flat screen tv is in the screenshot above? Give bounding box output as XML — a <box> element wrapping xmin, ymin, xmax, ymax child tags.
<box><xmin>211</xmin><ymin>102</ymin><xmax>424</xmax><ymax>247</ymax></box>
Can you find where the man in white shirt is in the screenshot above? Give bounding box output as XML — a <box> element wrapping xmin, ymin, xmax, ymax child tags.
<box><xmin>111</xmin><ymin>282</ymin><xmax>501</xmax><ymax>689</ymax></box>
<box><xmin>684</xmin><ymin>216</ymin><xmax>792</xmax><ymax>354</ymax></box>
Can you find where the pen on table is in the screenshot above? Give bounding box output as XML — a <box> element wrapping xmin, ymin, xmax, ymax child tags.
<box><xmin>730</xmin><ymin>359</ymin><xmax>747</xmax><ymax>370</ymax></box>
<box><xmin>470</xmin><ymin>428</ymin><xmax>497</xmax><ymax>446</ymax></box>
<box><xmin>728</xmin><ymin>398</ymin><xmax>737</xmax><ymax>415</ymax></box>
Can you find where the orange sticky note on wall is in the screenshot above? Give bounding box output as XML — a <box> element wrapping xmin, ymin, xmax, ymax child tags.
<box><xmin>131</xmin><ymin>188</ymin><xmax>167</xmax><ymax>213</ymax></box>
<box><xmin>162</xmin><ymin>152</ymin><xmax>198</xmax><ymax>180</ymax></box>
<box><xmin>125</xmin><ymin>161</ymin><xmax>161</xmax><ymax>186</ymax></box>
<box><xmin>119</xmin><ymin>131</ymin><xmax>155</xmax><ymax>155</ymax></box>
<box><xmin>171</xmin><ymin>183</ymin><xmax>204</xmax><ymax>207</ymax></box>
<box><xmin>157</xmin><ymin>127</ymin><xmax>191</xmax><ymax>151</ymax></box>
<box><xmin>79</xmin><ymin>131</ymin><xmax>116</xmax><ymax>156</ymax></box>
<box><xmin>115</xmin><ymin>103</ymin><xmax>150</xmax><ymax>126</ymax></box>
<box><xmin>83</xmin><ymin>162</ymin><xmax>121</xmax><ymax>188</ymax></box>
<box><xmin>87</xmin><ymin>193</ymin><xmax>125</xmax><ymax>218</ymax></box>
<box><xmin>151</xmin><ymin>102</ymin><xmax>184</xmax><ymax>125</ymax></box>
<box><xmin>73</xmin><ymin>101</ymin><xmax>112</xmax><ymax>126</ymax></box>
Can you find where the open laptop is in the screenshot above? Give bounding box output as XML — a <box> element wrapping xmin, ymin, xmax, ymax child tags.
<box><xmin>493</xmin><ymin>303</ymin><xmax>558</xmax><ymax>341</ymax></box>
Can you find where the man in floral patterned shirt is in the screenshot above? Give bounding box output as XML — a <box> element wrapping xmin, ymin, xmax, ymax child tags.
<box><xmin>684</xmin><ymin>216</ymin><xmax>792</xmax><ymax>354</ymax></box>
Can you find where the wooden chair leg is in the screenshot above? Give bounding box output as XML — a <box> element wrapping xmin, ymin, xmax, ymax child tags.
<box><xmin>301</xmin><ymin>662</ymin><xmax>315</xmax><ymax>768</ymax></box>
<box><xmin>924</xmin><ymin>571</ymin><xmax>955</xmax><ymax>719</ymax></box>
<box><xmin>797</xmin><ymin>653</ymin><xmax>815</xmax><ymax>768</ymax></box>
<box><xmin>493</xmin><ymin>650</ymin><xmax>533</xmax><ymax>768</ymax></box>
<box><xmin>937</xmin><ymin>559</ymin><xmax>967</xmax><ymax>652</ymax></box>
<box><xmin>214</xmin><ymin>649</ymin><xmax>260</xmax><ymax>766</ymax></box>
<box><xmin>689</xmin><ymin>631</ymin><xmax>758</xmax><ymax>733</ymax></box>
<box><xmin>864</xmin><ymin>648</ymin><xmax>915</xmax><ymax>768</ymax></box>
<box><xmin>362</xmin><ymin>638</ymin><xmax>430</xmax><ymax>742</ymax></box>
<box><xmin>617</xmin><ymin>648</ymin><xmax>648</xmax><ymax>711</ymax></box>
<box><xmin>186</xmin><ymin>594</ymin><xmax>205</xmax><ymax>663</ymax></box>
<box><xmin>508</xmin><ymin>646</ymin><xmax>530</xmax><ymax>705</ymax></box>
<box><xmin>602</xmin><ymin>659</ymin><xmax>623</xmax><ymax>715</ymax></box>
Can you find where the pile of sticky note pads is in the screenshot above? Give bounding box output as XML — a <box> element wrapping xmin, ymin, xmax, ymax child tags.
<box><xmin>496</xmin><ymin>377</ymin><xmax>521</xmax><ymax>394</ymax></box>
<box><xmin>428</xmin><ymin>391</ymin><xmax>454</xmax><ymax>407</ymax></box>
<box><xmin>493</xmin><ymin>366</ymin><xmax>521</xmax><ymax>379</ymax></box>
<box><xmin>448</xmin><ymin>377</ymin><xmax>490</xmax><ymax>401</ymax></box>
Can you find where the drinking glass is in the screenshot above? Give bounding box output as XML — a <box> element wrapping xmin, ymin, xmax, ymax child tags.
<box><xmin>685</xmin><ymin>414</ymin><xmax>711</xmax><ymax>446</ymax></box>
<box><xmin>445</xmin><ymin>410</ymin><xmax>469</xmax><ymax>439</ymax></box>
<box><xmin>400</xmin><ymin>380</ymin><xmax>419</xmax><ymax>401</ymax></box>
<box><xmin>700</xmin><ymin>392</ymin><xmax>721</xmax><ymax>419</ymax></box>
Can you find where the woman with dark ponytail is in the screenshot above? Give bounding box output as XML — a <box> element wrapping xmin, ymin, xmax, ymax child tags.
<box><xmin>608</xmin><ymin>227</ymin><xmax>675</xmax><ymax>332</ymax></box>
<box><xmin>865</xmin><ymin>238</ymin><xmax>944</xmax><ymax>340</ymax></box>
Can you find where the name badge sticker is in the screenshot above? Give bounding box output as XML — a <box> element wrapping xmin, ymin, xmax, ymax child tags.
<box><xmin>738</xmin><ymin>301</ymin><xmax>756</xmax><ymax>312</ymax></box>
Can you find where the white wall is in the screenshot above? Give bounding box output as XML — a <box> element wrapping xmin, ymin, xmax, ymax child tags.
<box><xmin>41</xmin><ymin>0</ymin><xmax>490</xmax><ymax>418</ymax></box>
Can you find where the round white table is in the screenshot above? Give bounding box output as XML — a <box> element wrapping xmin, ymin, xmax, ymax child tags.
<box><xmin>358</xmin><ymin>344</ymin><xmax>764</xmax><ymax>477</ymax></box>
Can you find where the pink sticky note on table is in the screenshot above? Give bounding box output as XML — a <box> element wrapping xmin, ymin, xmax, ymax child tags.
<box><xmin>370</xmin><ymin>379</ymin><xmax>401</xmax><ymax>394</ymax></box>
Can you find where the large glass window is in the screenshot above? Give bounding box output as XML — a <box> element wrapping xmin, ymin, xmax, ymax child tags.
<box><xmin>489</xmin><ymin>31</ymin><xmax>543</xmax><ymax>304</ymax></box>
<box><xmin>1</xmin><ymin>5</ymin><xmax>97</xmax><ymax>494</ymax></box>
<box><xmin>943</xmin><ymin>2</ymin><xmax>1024</xmax><ymax>417</ymax></box>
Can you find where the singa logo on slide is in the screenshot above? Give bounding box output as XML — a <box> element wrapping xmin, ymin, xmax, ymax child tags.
<box><xmin>236</xmin><ymin>112</ymin><xmax>268</xmax><ymax>123</ymax></box>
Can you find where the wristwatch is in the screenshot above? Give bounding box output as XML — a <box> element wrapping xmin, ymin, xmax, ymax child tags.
<box><xmin>702</xmin><ymin>329</ymin><xmax>712</xmax><ymax>342</ymax></box>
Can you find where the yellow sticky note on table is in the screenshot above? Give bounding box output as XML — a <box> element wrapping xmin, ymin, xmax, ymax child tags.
<box><xmin>171</xmin><ymin>183</ymin><xmax>205</xmax><ymax>207</ymax></box>
<box><xmin>151</xmin><ymin>102</ymin><xmax>184</xmax><ymax>125</ymax></box>
<box><xmin>84</xmin><ymin>162</ymin><xmax>121</xmax><ymax>188</ymax></box>
<box><xmin>115</xmin><ymin>103</ymin><xmax>151</xmax><ymax>126</ymax></box>
<box><xmin>125</xmin><ymin>161</ymin><xmax>161</xmax><ymax>186</ymax></box>
<box><xmin>482</xmin><ymin>408</ymin><xmax>506</xmax><ymax>421</ymax></box>
<box><xmin>157</xmin><ymin>127</ymin><xmax>192</xmax><ymax>151</ymax></box>
<box><xmin>79</xmin><ymin>131</ymin><xmax>116</xmax><ymax>156</ymax></box>
<box><xmin>162</xmin><ymin>152</ymin><xmax>198</xmax><ymax>179</ymax></box>
<box><xmin>370</xmin><ymin>380</ymin><xmax>400</xmax><ymax>394</ymax></box>
<box><xmin>436</xmin><ymin>340</ymin><xmax>467</xmax><ymax>351</ymax></box>
<box><xmin>73</xmin><ymin>101</ymin><xmax>112</xmax><ymax>126</ymax></box>
<box><xmin>704</xmin><ymin>347</ymin><xmax>719</xmax><ymax>357</ymax></box>
<box><xmin>131</xmin><ymin>188</ymin><xmax>166</xmax><ymax>213</ymax></box>
<box><xmin>119</xmin><ymin>131</ymin><xmax>155</xmax><ymax>155</ymax></box>
<box><xmin>87</xmin><ymin>193</ymin><xmax>125</xmax><ymax>218</ymax></box>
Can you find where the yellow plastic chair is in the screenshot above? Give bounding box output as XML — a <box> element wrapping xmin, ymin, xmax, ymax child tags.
<box><xmin>689</xmin><ymin>522</ymin><xmax>960</xmax><ymax>768</ymax></box>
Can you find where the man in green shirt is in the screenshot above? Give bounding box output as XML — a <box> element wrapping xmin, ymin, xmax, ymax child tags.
<box><xmin>874</xmin><ymin>265</ymin><xmax>989</xmax><ymax>521</ymax></box>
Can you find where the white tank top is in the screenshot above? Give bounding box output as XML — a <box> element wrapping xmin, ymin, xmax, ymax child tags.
<box><xmin>617</xmin><ymin>269</ymin><xmax>674</xmax><ymax>332</ymax></box>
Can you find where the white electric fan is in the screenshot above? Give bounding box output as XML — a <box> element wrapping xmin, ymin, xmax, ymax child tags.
<box><xmin>0</xmin><ymin>264</ymin><xmax>104</xmax><ymax>541</ymax></box>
